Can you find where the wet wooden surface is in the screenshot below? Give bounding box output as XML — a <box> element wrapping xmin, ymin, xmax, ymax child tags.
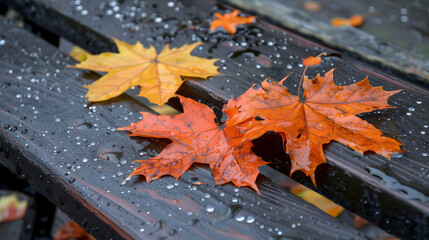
<box><xmin>224</xmin><ymin>0</ymin><xmax>429</xmax><ymax>83</ymax></box>
<box><xmin>1</xmin><ymin>0</ymin><xmax>429</xmax><ymax>239</ymax></box>
<box><xmin>0</xmin><ymin>18</ymin><xmax>366</xmax><ymax>240</ymax></box>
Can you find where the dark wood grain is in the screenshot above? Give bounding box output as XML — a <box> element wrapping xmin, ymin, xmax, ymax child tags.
<box><xmin>3</xmin><ymin>0</ymin><xmax>429</xmax><ymax>238</ymax></box>
<box><xmin>0</xmin><ymin>19</ymin><xmax>365</xmax><ymax>240</ymax></box>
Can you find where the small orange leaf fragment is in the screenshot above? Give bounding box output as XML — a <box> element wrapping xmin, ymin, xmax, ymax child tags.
<box><xmin>331</xmin><ymin>14</ymin><xmax>364</xmax><ymax>27</ymax></box>
<box><xmin>303</xmin><ymin>1</ymin><xmax>323</xmax><ymax>12</ymax></box>
<box><xmin>303</xmin><ymin>56</ymin><xmax>322</xmax><ymax>66</ymax></box>
<box><xmin>354</xmin><ymin>215</ymin><xmax>372</xmax><ymax>228</ymax></box>
<box><xmin>210</xmin><ymin>10</ymin><xmax>256</xmax><ymax>35</ymax></box>
<box><xmin>71</xmin><ymin>39</ymin><xmax>219</xmax><ymax>106</ymax></box>
<box><xmin>291</xmin><ymin>185</ymin><xmax>343</xmax><ymax>217</ymax></box>
<box><xmin>192</xmin><ymin>181</ymin><xmax>208</xmax><ymax>185</ymax></box>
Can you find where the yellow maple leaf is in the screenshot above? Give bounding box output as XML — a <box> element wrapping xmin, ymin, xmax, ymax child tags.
<box><xmin>71</xmin><ymin>39</ymin><xmax>220</xmax><ymax>106</ymax></box>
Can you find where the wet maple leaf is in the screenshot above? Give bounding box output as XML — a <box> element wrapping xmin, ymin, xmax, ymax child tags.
<box><xmin>224</xmin><ymin>69</ymin><xmax>402</xmax><ymax>184</ymax></box>
<box><xmin>210</xmin><ymin>10</ymin><xmax>256</xmax><ymax>35</ymax></box>
<box><xmin>71</xmin><ymin>39</ymin><xmax>219</xmax><ymax>106</ymax></box>
<box><xmin>118</xmin><ymin>95</ymin><xmax>268</xmax><ymax>192</ymax></box>
<box><xmin>331</xmin><ymin>14</ymin><xmax>364</xmax><ymax>27</ymax></box>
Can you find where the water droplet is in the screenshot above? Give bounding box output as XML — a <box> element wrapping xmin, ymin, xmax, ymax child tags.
<box><xmin>205</xmin><ymin>205</ymin><xmax>214</xmax><ymax>213</ymax></box>
<box><xmin>235</xmin><ymin>215</ymin><xmax>245</xmax><ymax>221</ymax></box>
<box><xmin>139</xmin><ymin>228</ymin><xmax>145</xmax><ymax>232</ymax></box>
<box><xmin>117</xmin><ymin>171</ymin><xmax>123</xmax><ymax>177</ymax></box>
<box><xmin>291</xmin><ymin>223</ymin><xmax>296</xmax><ymax>228</ymax></box>
<box><xmin>166</xmin><ymin>184</ymin><xmax>174</xmax><ymax>190</ymax></box>
<box><xmin>400</xmin><ymin>15</ymin><xmax>409</xmax><ymax>22</ymax></box>
<box><xmin>82</xmin><ymin>158</ymin><xmax>88</xmax><ymax>163</ymax></box>
<box><xmin>416</xmin><ymin>100</ymin><xmax>422</xmax><ymax>104</ymax></box>
<box><xmin>421</xmin><ymin>131</ymin><xmax>426</xmax><ymax>135</ymax></box>
<box><xmin>406</xmin><ymin>112</ymin><xmax>412</xmax><ymax>116</ymax></box>
<box><xmin>246</xmin><ymin>216</ymin><xmax>255</xmax><ymax>223</ymax></box>
<box><xmin>408</xmin><ymin>107</ymin><xmax>415</xmax><ymax>111</ymax></box>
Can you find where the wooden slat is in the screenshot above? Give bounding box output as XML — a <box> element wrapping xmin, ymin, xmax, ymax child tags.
<box><xmin>0</xmin><ymin>19</ymin><xmax>365</xmax><ymax>240</ymax></box>
<box><xmin>223</xmin><ymin>0</ymin><xmax>429</xmax><ymax>84</ymax></box>
<box><xmin>3</xmin><ymin>0</ymin><xmax>429</xmax><ymax>238</ymax></box>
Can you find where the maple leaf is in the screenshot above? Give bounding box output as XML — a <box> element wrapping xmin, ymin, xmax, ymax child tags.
<box><xmin>210</xmin><ymin>10</ymin><xmax>256</xmax><ymax>35</ymax></box>
<box><xmin>71</xmin><ymin>39</ymin><xmax>219</xmax><ymax>106</ymax></box>
<box><xmin>224</xmin><ymin>69</ymin><xmax>402</xmax><ymax>184</ymax></box>
<box><xmin>303</xmin><ymin>56</ymin><xmax>322</xmax><ymax>66</ymax></box>
<box><xmin>331</xmin><ymin>14</ymin><xmax>364</xmax><ymax>27</ymax></box>
<box><xmin>118</xmin><ymin>95</ymin><xmax>268</xmax><ymax>192</ymax></box>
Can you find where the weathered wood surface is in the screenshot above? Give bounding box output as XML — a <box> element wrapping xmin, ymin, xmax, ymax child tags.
<box><xmin>0</xmin><ymin>19</ymin><xmax>366</xmax><ymax>240</ymax></box>
<box><xmin>224</xmin><ymin>0</ymin><xmax>429</xmax><ymax>84</ymax></box>
<box><xmin>3</xmin><ymin>0</ymin><xmax>429</xmax><ymax>238</ymax></box>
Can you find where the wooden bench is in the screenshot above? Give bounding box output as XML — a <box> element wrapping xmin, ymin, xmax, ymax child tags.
<box><xmin>0</xmin><ymin>0</ymin><xmax>428</xmax><ymax>239</ymax></box>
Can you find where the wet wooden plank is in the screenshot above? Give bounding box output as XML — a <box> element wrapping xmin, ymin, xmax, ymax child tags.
<box><xmin>0</xmin><ymin>19</ymin><xmax>365</xmax><ymax>240</ymax></box>
<box><xmin>224</xmin><ymin>0</ymin><xmax>429</xmax><ymax>83</ymax></box>
<box><xmin>3</xmin><ymin>0</ymin><xmax>429</xmax><ymax>238</ymax></box>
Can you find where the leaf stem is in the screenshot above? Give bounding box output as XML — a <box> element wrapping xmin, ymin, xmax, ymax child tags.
<box><xmin>298</xmin><ymin>52</ymin><xmax>327</xmax><ymax>100</ymax></box>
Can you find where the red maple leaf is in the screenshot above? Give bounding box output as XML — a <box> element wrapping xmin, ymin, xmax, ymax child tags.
<box><xmin>224</xmin><ymin>68</ymin><xmax>403</xmax><ymax>184</ymax></box>
<box><xmin>118</xmin><ymin>96</ymin><xmax>268</xmax><ymax>192</ymax></box>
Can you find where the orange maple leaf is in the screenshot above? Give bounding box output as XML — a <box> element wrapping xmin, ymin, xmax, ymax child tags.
<box><xmin>118</xmin><ymin>95</ymin><xmax>268</xmax><ymax>192</ymax></box>
<box><xmin>224</xmin><ymin>69</ymin><xmax>402</xmax><ymax>184</ymax></box>
<box><xmin>331</xmin><ymin>14</ymin><xmax>364</xmax><ymax>27</ymax></box>
<box><xmin>303</xmin><ymin>56</ymin><xmax>322</xmax><ymax>66</ymax></box>
<box><xmin>210</xmin><ymin>10</ymin><xmax>256</xmax><ymax>35</ymax></box>
<box><xmin>71</xmin><ymin>39</ymin><xmax>219</xmax><ymax>106</ymax></box>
